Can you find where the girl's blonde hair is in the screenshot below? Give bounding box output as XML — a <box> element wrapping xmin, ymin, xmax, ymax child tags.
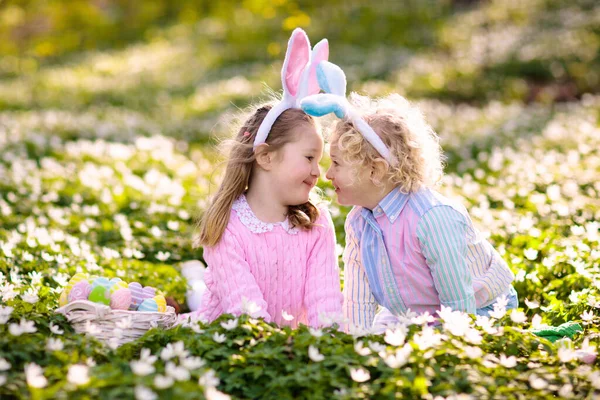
<box><xmin>198</xmin><ymin>105</ymin><xmax>321</xmax><ymax>247</ymax></box>
<box><xmin>332</xmin><ymin>93</ymin><xmax>444</xmax><ymax>192</ymax></box>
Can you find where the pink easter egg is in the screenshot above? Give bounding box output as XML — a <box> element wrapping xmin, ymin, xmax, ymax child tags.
<box><xmin>110</xmin><ymin>288</ymin><xmax>132</xmax><ymax>310</ymax></box>
<box><xmin>129</xmin><ymin>282</ymin><xmax>145</xmax><ymax>311</ymax></box>
<box><xmin>68</xmin><ymin>280</ymin><xmax>92</xmax><ymax>302</ymax></box>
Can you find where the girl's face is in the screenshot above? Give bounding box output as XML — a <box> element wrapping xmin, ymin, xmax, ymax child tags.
<box><xmin>271</xmin><ymin>123</ymin><xmax>323</xmax><ymax>206</ymax></box>
<box><xmin>325</xmin><ymin>134</ymin><xmax>373</xmax><ymax>207</ymax></box>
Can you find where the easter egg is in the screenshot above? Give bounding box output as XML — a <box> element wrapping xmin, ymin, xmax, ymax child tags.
<box><xmin>91</xmin><ymin>277</ymin><xmax>111</xmax><ymax>291</ymax></box>
<box><xmin>142</xmin><ymin>286</ymin><xmax>156</xmax><ymax>299</ymax></box>
<box><xmin>138</xmin><ymin>298</ymin><xmax>158</xmax><ymax>312</ymax></box>
<box><xmin>59</xmin><ymin>290</ymin><xmax>68</xmax><ymax>307</ymax></box>
<box><xmin>110</xmin><ymin>280</ymin><xmax>128</xmax><ymax>294</ymax></box>
<box><xmin>109</xmin><ymin>277</ymin><xmax>122</xmax><ymax>283</ymax></box>
<box><xmin>88</xmin><ymin>285</ymin><xmax>110</xmax><ymax>306</ymax></box>
<box><xmin>153</xmin><ymin>295</ymin><xmax>167</xmax><ymax>312</ymax></box>
<box><xmin>110</xmin><ymin>288</ymin><xmax>132</xmax><ymax>310</ymax></box>
<box><xmin>68</xmin><ymin>280</ymin><xmax>92</xmax><ymax>302</ymax></box>
<box><xmin>128</xmin><ymin>282</ymin><xmax>145</xmax><ymax>311</ymax></box>
<box><xmin>65</xmin><ymin>273</ymin><xmax>89</xmax><ymax>296</ymax></box>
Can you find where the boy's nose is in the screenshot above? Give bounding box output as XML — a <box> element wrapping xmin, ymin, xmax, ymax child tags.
<box><xmin>325</xmin><ymin>166</ymin><xmax>333</xmax><ymax>181</ymax></box>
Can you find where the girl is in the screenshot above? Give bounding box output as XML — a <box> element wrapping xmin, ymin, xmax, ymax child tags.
<box><xmin>182</xmin><ymin>29</ymin><xmax>342</xmax><ymax>328</ymax></box>
<box><xmin>301</xmin><ymin>61</ymin><xmax>517</xmax><ymax>330</ymax></box>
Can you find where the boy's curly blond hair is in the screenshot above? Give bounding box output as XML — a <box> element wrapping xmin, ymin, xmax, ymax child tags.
<box><xmin>331</xmin><ymin>93</ymin><xmax>445</xmax><ymax>192</ymax></box>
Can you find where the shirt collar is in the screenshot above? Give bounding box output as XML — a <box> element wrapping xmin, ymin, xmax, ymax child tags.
<box><xmin>361</xmin><ymin>186</ymin><xmax>410</xmax><ymax>223</ymax></box>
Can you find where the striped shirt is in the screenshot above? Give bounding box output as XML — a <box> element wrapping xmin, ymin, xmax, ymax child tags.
<box><xmin>343</xmin><ymin>187</ymin><xmax>515</xmax><ymax>329</ymax></box>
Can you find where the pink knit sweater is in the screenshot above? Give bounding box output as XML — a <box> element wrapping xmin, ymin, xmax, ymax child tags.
<box><xmin>192</xmin><ymin>195</ymin><xmax>343</xmax><ymax>328</ymax></box>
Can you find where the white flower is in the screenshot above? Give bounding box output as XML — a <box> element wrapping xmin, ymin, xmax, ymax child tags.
<box><xmin>381</xmin><ymin>343</ymin><xmax>412</xmax><ymax>368</ymax></box>
<box><xmin>499</xmin><ymin>355</ymin><xmax>517</xmax><ymax>368</ymax></box>
<box><xmin>510</xmin><ymin>310</ymin><xmax>527</xmax><ymax>324</ymax></box>
<box><xmin>411</xmin><ymin>312</ymin><xmax>435</xmax><ymax>325</ymax></box>
<box><xmin>475</xmin><ymin>315</ymin><xmax>498</xmax><ymax>334</ymax></box>
<box><xmin>9</xmin><ymin>319</ymin><xmax>37</xmax><ymax>336</ymax></box>
<box><xmin>581</xmin><ymin>310</ymin><xmax>595</xmax><ymax>322</ymax></box>
<box><xmin>49</xmin><ymin>322</ymin><xmax>64</xmax><ymax>335</ymax></box>
<box><xmin>524</xmin><ymin>298</ymin><xmax>540</xmax><ymax>309</ymax></box>
<box><xmin>139</xmin><ymin>348</ymin><xmax>158</xmax><ymax>365</ymax></box>
<box><xmin>46</xmin><ymin>338</ymin><xmax>64</xmax><ymax>352</ymax></box>
<box><xmin>281</xmin><ymin>310</ymin><xmax>294</xmax><ymax>321</ymax></box>
<box><xmin>524</xmin><ymin>248</ymin><xmax>538</xmax><ymax>260</ymax></box>
<box><xmin>349</xmin><ymin>367</ymin><xmax>370</xmax><ymax>383</ymax></box>
<box><xmin>135</xmin><ymin>385</ymin><xmax>158</xmax><ymax>400</ymax></box>
<box><xmin>308</xmin><ymin>345</ymin><xmax>325</xmax><ymax>362</ymax></box>
<box><xmin>199</xmin><ymin>369</ymin><xmax>220</xmax><ymax>388</ymax></box>
<box><xmin>354</xmin><ymin>341</ymin><xmax>372</xmax><ymax>356</ymax></box>
<box><xmin>240</xmin><ymin>297</ymin><xmax>263</xmax><ymax>317</ymax></box>
<box><xmin>160</xmin><ymin>341</ymin><xmax>189</xmax><ymax>361</ymax></box>
<box><xmin>205</xmin><ymin>387</ymin><xmax>231</xmax><ymax>400</ymax></box>
<box><xmin>558</xmin><ymin>384</ymin><xmax>573</xmax><ymax>398</ymax></box>
<box><xmin>84</xmin><ymin>321</ymin><xmax>101</xmax><ymax>336</ymax></box>
<box><xmin>25</xmin><ymin>363</ymin><xmax>47</xmax><ymax>388</ymax></box>
<box><xmin>21</xmin><ymin>287</ymin><xmax>39</xmax><ymax>304</ymax></box>
<box><xmin>67</xmin><ymin>364</ymin><xmax>90</xmax><ymax>386</ymax></box>
<box><xmin>0</xmin><ymin>358</ymin><xmax>11</xmax><ymax>371</ymax></box>
<box><xmin>0</xmin><ymin>375</ymin><xmax>6</xmax><ymax>386</ymax></box>
<box><xmin>558</xmin><ymin>348</ymin><xmax>576</xmax><ymax>363</ymax></box>
<box><xmin>413</xmin><ymin>326</ymin><xmax>445</xmax><ymax>350</ymax></box>
<box><xmin>438</xmin><ymin>306</ymin><xmax>472</xmax><ymax>337</ymax></box>
<box><xmin>528</xmin><ymin>374</ymin><xmax>548</xmax><ymax>390</ymax></box>
<box><xmin>308</xmin><ymin>328</ymin><xmax>323</xmax><ymax>337</ymax></box>
<box><xmin>213</xmin><ymin>333</ymin><xmax>226</xmax><ymax>343</ymax></box>
<box><xmin>130</xmin><ymin>361</ymin><xmax>155</xmax><ymax>376</ymax></box>
<box><xmin>220</xmin><ymin>319</ymin><xmax>238</xmax><ymax>331</ymax></box>
<box><xmin>368</xmin><ymin>341</ymin><xmax>386</xmax><ymax>353</ymax></box>
<box><xmin>464</xmin><ymin>328</ymin><xmax>483</xmax><ymax>345</ymax></box>
<box><xmin>0</xmin><ymin>306</ymin><xmax>14</xmax><ymax>324</ymax></box>
<box><xmin>384</xmin><ymin>326</ymin><xmax>407</xmax><ymax>346</ymax></box>
<box><xmin>464</xmin><ymin>346</ymin><xmax>483</xmax><ymax>359</ymax></box>
<box><xmin>116</xmin><ymin>316</ymin><xmax>133</xmax><ymax>330</ymax></box>
<box><xmin>153</xmin><ymin>374</ymin><xmax>174</xmax><ymax>389</ymax></box>
<box><xmin>181</xmin><ymin>356</ymin><xmax>206</xmax><ymax>370</ymax></box>
<box><xmin>531</xmin><ymin>314</ymin><xmax>543</xmax><ymax>329</ymax></box>
<box><xmin>574</xmin><ymin>338</ymin><xmax>597</xmax><ymax>364</ymax></box>
<box><xmin>488</xmin><ymin>303</ymin><xmax>507</xmax><ymax>320</ymax></box>
<box><xmin>166</xmin><ymin>362</ymin><xmax>190</xmax><ymax>381</ymax></box>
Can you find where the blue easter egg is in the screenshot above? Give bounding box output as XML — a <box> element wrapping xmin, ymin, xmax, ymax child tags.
<box><xmin>138</xmin><ymin>298</ymin><xmax>158</xmax><ymax>312</ymax></box>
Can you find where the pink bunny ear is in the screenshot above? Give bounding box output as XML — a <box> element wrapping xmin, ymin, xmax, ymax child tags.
<box><xmin>306</xmin><ymin>39</ymin><xmax>329</xmax><ymax>96</ymax></box>
<box><xmin>281</xmin><ymin>28</ymin><xmax>311</xmax><ymax>98</ymax></box>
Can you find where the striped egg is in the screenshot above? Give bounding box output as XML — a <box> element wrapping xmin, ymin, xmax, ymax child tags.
<box><xmin>59</xmin><ymin>290</ymin><xmax>68</xmax><ymax>307</ymax></box>
<box><xmin>110</xmin><ymin>288</ymin><xmax>132</xmax><ymax>310</ymax></box>
<box><xmin>91</xmin><ymin>277</ymin><xmax>111</xmax><ymax>291</ymax></box>
<box><xmin>128</xmin><ymin>282</ymin><xmax>145</xmax><ymax>311</ymax></box>
<box><xmin>138</xmin><ymin>298</ymin><xmax>158</xmax><ymax>312</ymax></box>
<box><xmin>153</xmin><ymin>295</ymin><xmax>167</xmax><ymax>312</ymax></box>
<box><xmin>110</xmin><ymin>280</ymin><xmax>128</xmax><ymax>294</ymax></box>
<box><xmin>68</xmin><ymin>280</ymin><xmax>92</xmax><ymax>302</ymax></box>
<box><xmin>65</xmin><ymin>273</ymin><xmax>89</xmax><ymax>296</ymax></box>
<box><xmin>142</xmin><ymin>286</ymin><xmax>156</xmax><ymax>299</ymax></box>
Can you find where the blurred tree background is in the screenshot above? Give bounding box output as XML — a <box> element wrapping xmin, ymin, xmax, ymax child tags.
<box><xmin>1</xmin><ymin>0</ymin><xmax>598</xmax><ymax>142</ymax></box>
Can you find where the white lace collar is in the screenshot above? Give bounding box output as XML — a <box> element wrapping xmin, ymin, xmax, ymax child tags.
<box><xmin>232</xmin><ymin>194</ymin><xmax>299</xmax><ymax>235</ymax></box>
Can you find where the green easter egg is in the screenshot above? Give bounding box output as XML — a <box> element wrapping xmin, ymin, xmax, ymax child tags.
<box><xmin>88</xmin><ymin>285</ymin><xmax>110</xmax><ymax>305</ymax></box>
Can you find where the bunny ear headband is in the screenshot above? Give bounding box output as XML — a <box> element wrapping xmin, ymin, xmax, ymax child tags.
<box><xmin>253</xmin><ymin>28</ymin><xmax>329</xmax><ymax>148</ymax></box>
<box><xmin>300</xmin><ymin>61</ymin><xmax>397</xmax><ymax>166</ymax></box>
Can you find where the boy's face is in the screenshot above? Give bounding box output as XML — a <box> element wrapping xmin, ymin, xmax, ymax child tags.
<box><xmin>325</xmin><ymin>135</ymin><xmax>374</xmax><ymax>207</ymax></box>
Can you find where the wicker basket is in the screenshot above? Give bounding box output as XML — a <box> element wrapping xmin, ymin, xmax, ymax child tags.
<box><xmin>56</xmin><ymin>300</ymin><xmax>177</xmax><ymax>346</ymax></box>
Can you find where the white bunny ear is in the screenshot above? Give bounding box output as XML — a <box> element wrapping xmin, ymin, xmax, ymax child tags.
<box><xmin>296</xmin><ymin>39</ymin><xmax>329</xmax><ymax>101</ymax></box>
<box><xmin>316</xmin><ymin>61</ymin><xmax>346</xmax><ymax>96</ymax></box>
<box><xmin>281</xmin><ymin>28</ymin><xmax>311</xmax><ymax>99</ymax></box>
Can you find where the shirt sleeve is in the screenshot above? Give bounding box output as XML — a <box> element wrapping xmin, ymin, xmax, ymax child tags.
<box><xmin>342</xmin><ymin>209</ymin><xmax>377</xmax><ymax>330</ymax></box>
<box><xmin>304</xmin><ymin>208</ymin><xmax>343</xmax><ymax>328</ymax></box>
<box><xmin>416</xmin><ymin>205</ymin><xmax>476</xmax><ymax>314</ymax></box>
<box><xmin>473</xmin><ymin>241</ymin><xmax>515</xmax><ymax>306</ymax></box>
<box><xmin>203</xmin><ymin>227</ymin><xmax>271</xmax><ymax>321</ymax></box>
